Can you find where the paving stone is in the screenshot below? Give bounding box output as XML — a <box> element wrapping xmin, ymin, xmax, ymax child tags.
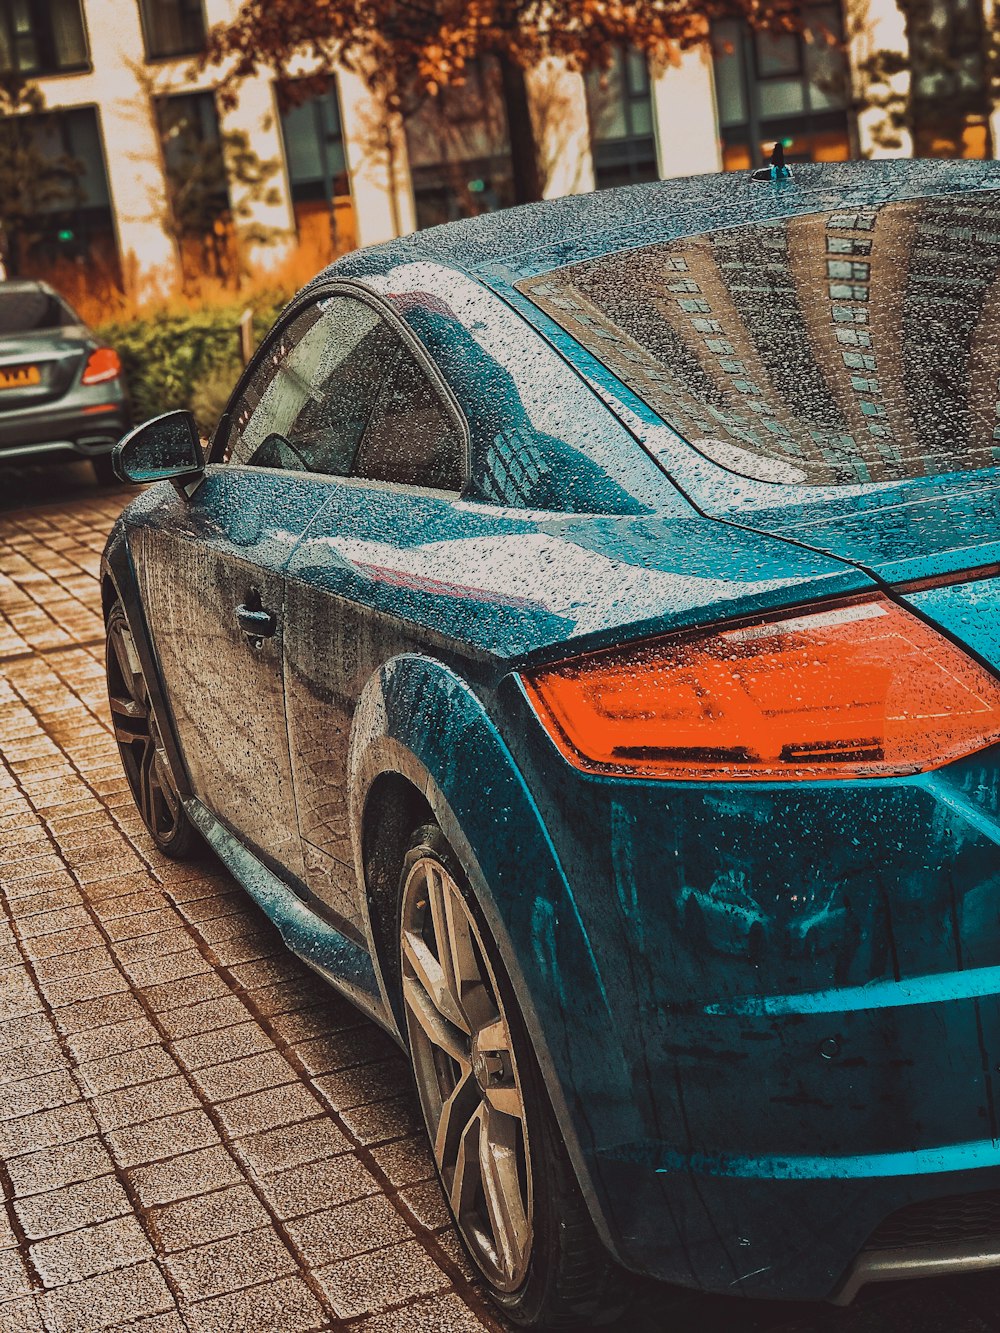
<box><xmin>106</xmin><ymin>1108</ymin><xmax>220</xmax><ymax>1169</ymax></box>
<box><xmin>234</xmin><ymin>1116</ymin><xmax>351</xmax><ymax>1176</ymax></box>
<box><xmin>63</xmin><ymin>1016</ymin><xmax>160</xmax><ymax>1066</ymax></box>
<box><xmin>180</xmin><ymin>1273</ymin><xmax>324</xmax><ymax>1333</ymax></box>
<box><xmin>213</xmin><ymin>1080</ymin><xmax>324</xmax><ymax>1138</ymax></box>
<box><xmin>155</xmin><ymin>993</ymin><xmax>251</xmax><ymax>1040</ymax></box>
<box><xmin>148</xmin><ymin>1183</ymin><xmax>270</xmax><ymax>1252</ymax></box>
<box><xmin>294</xmin><ymin>1024</ymin><xmax>399</xmax><ymax>1076</ymax></box>
<box><xmin>0</xmin><ymin>1037</ymin><xmax>63</xmax><ymax>1085</ymax></box>
<box><xmin>0</xmin><ymin>1073</ymin><xmax>81</xmax><ymax>1136</ymax></box>
<box><xmin>123</xmin><ymin>948</ymin><xmax>212</xmax><ymax>989</ymax></box>
<box><xmin>6</xmin><ymin>1136</ymin><xmax>115</xmax><ymax>1198</ymax></box>
<box><xmin>30</xmin><ymin>1213</ymin><xmax>153</xmax><ymax>1285</ymax></box>
<box><xmin>170</xmin><ymin>1020</ymin><xmax>273</xmax><ymax>1070</ymax></box>
<box><xmin>316</xmin><ymin>1238</ymin><xmax>451</xmax><ymax>1317</ymax></box>
<box><xmin>257</xmin><ymin>1153</ymin><xmax>381</xmax><ymax>1220</ymax></box>
<box><xmin>141</xmin><ymin>971</ymin><xmax>231</xmax><ymax>1013</ymax></box>
<box><xmin>399</xmin><ymin>1180</ymin><xmax>452</xmax><ymax>1233</ymax></box>
<box><xmin>313</xmin><ymin>1057</ymin><xmax>410</xmax><ymax>1109</ymax></box>
<box><xmin>372</xmin><ymin>1133</ymin><xmax>437</xmax><ymax>1188</ymax></box>
<box><xmin>0</xmin><ymin>1246</ymin><xmax>32</xmax><ymax>1301</ymax></box>
<box><xmin>164</xmin><ymin>1224</ymin><xmax>296</xmax><ymax>1302</ymax></box>
<box><xmin>0</xmin><ymin>1100</ymin><xmax>96</xmax><ymax>1158</ymax></box>
<box><xmin>191</xmin><ymin>1050</ymin><xmax>297</xmax><ymax>1103</ymax></box>
<box><xmin>36</xmin><ymin>1259</ymin><xmax>174</xmax><ymax>1332</ymax></box>
<box><xmin>51</xmin><ymin>991</ymin><xmax>145</xmax><ymax>1034</ymax></box>
<box><xmin>353</xmin><ymin>1292</ymin><xmax>490</xmax><ymax>1332</ymax></box>
<box><xmin>74</xmin><ymin>1040</ymin><xmax>174</xmax><ymax>1092</ymax></box>
<box><xmin>14</xmin><ymin>1173</ymin><xmax>131</xmax><ymax>1240</ymax></box>
<box><xmin>336</xmin><ymin>1093</ymin><xmax>423</xmax><ymax>1147</ymax></box>
<box><xmin>40</xmin><ymin>967</ymin><xmax>129</xmax><ymax>1009</ymax></box>
<box><xmin>0</xmin><ymin>1296</ymin><xmax>44</xmax><ymax>1333</ymax></box>
<box><xmin>127</xmin><ymin>1144</ymin><xmax>244</xmax><ymax>1208</ymax></box>
<box><xmin>90</xmin><ymin>1074</ymin><xmax>199</xmax><ymax>1131</ymax></box>
<box><xmin>286</xmin><ymin>1194</ymin><xmax>412</xmax><ymax>1267</ymax></box>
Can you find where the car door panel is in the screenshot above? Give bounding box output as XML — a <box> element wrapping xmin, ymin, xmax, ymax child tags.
<box><xmin>281</xmin><ymin>482</ymin><xmax>541</xmax><ymax>931</ymax></box>
<box><xmin>130</xmin><ymin>468</ymin><xmax>330</xmax><ymax>881</ymax></box>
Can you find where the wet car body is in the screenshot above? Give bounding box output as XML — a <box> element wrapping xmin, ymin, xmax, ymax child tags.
<box><xmin>0</xmin><ymin>279</ymin><xmax>129</xmax><ymax>479</ymax></box>
<box><xmin>103</xmin><ymin>160</ymin><xmax>1000</xmax><ymax>1307</ymax></box>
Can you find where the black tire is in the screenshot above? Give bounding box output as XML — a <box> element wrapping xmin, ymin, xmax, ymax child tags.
<box><xmin>91</xmin><ymin>453</ymin><xmax>118</xmax><ymax>486</ymax></box>
<box><xmin>398</xmin><ymin>822</ymin><xmax>628</xmax><ymax>1328</ymax></box>
<box><xmin>105</xmin><ymin>601</ymin><xmax>201</xmax><ymax>859</ymax></box>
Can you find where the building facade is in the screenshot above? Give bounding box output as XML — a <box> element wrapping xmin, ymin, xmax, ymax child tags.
<box><xmin>1</xmin><ymin>0</ymin><xmax>942</xmax><ymax>296</ymax></box>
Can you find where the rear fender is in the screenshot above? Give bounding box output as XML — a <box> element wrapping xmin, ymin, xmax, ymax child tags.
<box><xmin>348</xmin><ymin>652</ymin><xmax>629</xmax><ymax>1256</ymax></box>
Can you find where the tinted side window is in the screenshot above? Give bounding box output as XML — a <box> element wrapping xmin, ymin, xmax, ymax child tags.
<box><xmin>353</xmin><ymin>350</ymin><xmax>464</xmax><ymax>491</ymax></box>
<box><xmin>226</xmin><ymin>295</ymin><xmax>402</xmax><ymax>474</ymax></box>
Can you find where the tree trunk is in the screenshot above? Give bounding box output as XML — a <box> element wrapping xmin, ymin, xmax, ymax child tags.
<box><xmin>498</xmin><ymin>54</ymin><xmax>542</xmax><ymax>205</ymax></box>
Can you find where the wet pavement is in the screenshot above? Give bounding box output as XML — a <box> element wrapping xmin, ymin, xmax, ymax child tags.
<box><xmin>1</xmin><ymin>460</ymin><xmax>999</xmax><ymax>1332</ymax></box>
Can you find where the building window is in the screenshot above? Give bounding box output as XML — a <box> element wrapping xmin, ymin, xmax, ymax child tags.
<box><xmin>404</xmin><ymin>59</ymin><xmax>516</xmax><ymax>230</ymax></box>
<box><xmin>712</xmin><ymin>6</ymin><xmax>852</xmax><ymax>170</ymax></box>
<box><xmin>0</xmin><ymin>104</ymin><xmax>117</xmax><ymax>281</ymax></box>
<box><xmin>0</xmin><ymin>0</ymin><xmax>89</xmax><ymax>76</ymax></box>
<box><xmin>278</xmin><ymin>80</ymin><xmax>355</xmax><ymax>259</ymax></box>
<box><xmin>585</xmin><ymin>49</ymin><xmax>658</xmax><ymax>189</ymax></box>
<box><xmin>156</xmin><ymin>91</ymin><xmax>233</xmax><ymax>279</ymax></box>
<box><xmin>138</xmin><ymin>0</ymin><xmax>206</xmax><ymax>61</ymax></box>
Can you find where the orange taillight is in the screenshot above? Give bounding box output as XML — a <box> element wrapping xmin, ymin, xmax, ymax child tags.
<box><xmin>81</xmin><ymin>347</ymin><xmax>121</xmax><ymax>385</ymax></box>
<box><xmin>522</xmin><ymin>595</ymin><xmax>1000</xmax><ymax>780</ymax></box>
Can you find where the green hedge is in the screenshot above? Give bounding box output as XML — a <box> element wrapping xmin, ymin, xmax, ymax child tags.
<box><xmin>96</xmin><ymin>299</ymin><xmax>286</xmax><ymax>435</ymax></box>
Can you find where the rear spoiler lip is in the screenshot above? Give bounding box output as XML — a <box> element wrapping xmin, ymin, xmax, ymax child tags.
<box><xmin>893</xmin><ymin>561</ymin><xmax>1000</xmax><ymax>595</ymax></box>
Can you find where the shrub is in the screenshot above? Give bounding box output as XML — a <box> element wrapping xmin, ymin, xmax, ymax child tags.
<box><xmin>96</xmin><ymin>298</ymin><xmax>285</xmax><ymax>427</ymax></box>
<box><xmin>190</xmin><ymin>357</ymin><xmax>243</xmax><ymax>437</ymax></box>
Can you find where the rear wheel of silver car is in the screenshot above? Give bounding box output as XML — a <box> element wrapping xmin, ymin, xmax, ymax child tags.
<box><xmin>105</xmin><ymin>602</ymin><xmax>200</xmax><ymax>860</ymax></box>
<box><xmin>399</xmin><ymin>823</ymin><xmax>626</xmax><ymax>1328</ymax></box>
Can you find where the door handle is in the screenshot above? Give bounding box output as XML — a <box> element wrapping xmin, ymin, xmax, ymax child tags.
<box><xmin>236</xmin><ymin>601</ymin><xmax>277</xmax><ymax>640</ymax></box>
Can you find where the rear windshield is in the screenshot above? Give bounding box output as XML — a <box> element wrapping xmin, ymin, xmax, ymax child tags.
<box><xmin>0</xmin><ymin>289</ymin><xmax>78</xmax><ymax>334</ymax></box>
<box><xmin>517</xmin><ymin>193</ymin><xmax>1000</xmax><ymax>486</ymax></box>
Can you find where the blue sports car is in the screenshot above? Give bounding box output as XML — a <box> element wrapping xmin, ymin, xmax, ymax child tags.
<box><xmin>104</xmin><ymin>159</ymin><xmax>1000</xmax><ymax>1326</ymax></box>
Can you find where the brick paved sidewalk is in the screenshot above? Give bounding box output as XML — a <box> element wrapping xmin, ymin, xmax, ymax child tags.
<box><xmin>0</xmin><ymin>487</ymin><xmax>502</xmax><ymax>1332</ymax></box>
<box><xmin>7</xmin><ymin>477</ymin><xmax>1000</xmax><ymax>1333</ymax></box>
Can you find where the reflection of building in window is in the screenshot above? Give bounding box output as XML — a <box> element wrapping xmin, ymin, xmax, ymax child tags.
<box><xmin>403</xmin><ymin>60</ymin><xmax>515</xmax><ymax>229</ymax></box>
<box><xmin>518</xmin><ymin>196</ymin><xmax>1000</xmax><ymax>488</ymax></box>
<box><xmin>7</xmin><ymin>105</ymin><xmax>118</xmax><ymax>282</ymax></box>
<box><xmin>279</xmin><ymin>81</ymin><xmax>355</xmax><ymax>261</ymax></box>
<box><xmin>711</xmin><ymin>6</ymin><xmax>852</xmax><ymax>170</ymax></box>
<box><xmin>585</xmin><ymin>49</ymin><xmax>658</xmax><ymax>189</ymax></box>
<box><xmin>0</xmin><ymin>0</ymin><xmax>89</xmax><ymax>76</ymax></box>
<box><xmin>138</xmin><ymin>0</ymin><xmax>206</xmax><ymax>61</ymax></box>
<box><xmin>156</xmin><ymin>92</ymin><xmax>232</xmax><ymax>280</ymax></box>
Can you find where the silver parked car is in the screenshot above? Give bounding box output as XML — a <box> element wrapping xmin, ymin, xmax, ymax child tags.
<box><xmin>0</xmin><ymin>279</ymin><xmax>130</xmax><ymax>485</ymax></box>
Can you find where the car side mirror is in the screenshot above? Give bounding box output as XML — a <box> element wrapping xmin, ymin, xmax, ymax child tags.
<box><xmin>113</xmin><ymin>410</ymin><xmax>205</xmax><ymax>494</ymax></box>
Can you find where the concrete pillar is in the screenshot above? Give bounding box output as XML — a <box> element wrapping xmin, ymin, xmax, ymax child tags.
<box><xmin>338</xmin><ymin>67</ymin><xmax>416</xmax><ymax>243</ymax></box>
<box><xmin>525</xmin><ymin>59</ymin><xmax>596</xmax><ymax>198</ymax></box>
<box><xmin>847</xmin><ymin>0</ymin><xmax>913</xmax><ymax>157</ymax></box>
<box><xmin>216</xmin><ymin>72</ymin><xmax>297</xmax><ymax>271</ymax></box>
<box><xmin>651</xmin><ymin>47</ymin><xmax>723</xmax><ymax>178</ymax></box>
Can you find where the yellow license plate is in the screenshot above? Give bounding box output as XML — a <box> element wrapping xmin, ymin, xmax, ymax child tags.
<box><xmin>0</xmin><ymin>365</ymin><xmax>41</xmax><ymax>390</ymax></box>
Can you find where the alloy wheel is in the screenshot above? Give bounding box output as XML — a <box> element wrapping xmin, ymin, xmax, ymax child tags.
<box><xmin>105</xmin><ymin>609</ymin><xmax>185</xmax><ymax>847</ymax></box>
<box><xmin>401</xmin><ymin>853</ymin><xmax>533</xmax><ymax>1292</ymax></box>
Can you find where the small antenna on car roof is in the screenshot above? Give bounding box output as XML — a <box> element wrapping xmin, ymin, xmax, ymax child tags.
<box><xmin>751</xmin><ymin>141</ymin><xmax>791</xmax><ymax>183</ymax></box>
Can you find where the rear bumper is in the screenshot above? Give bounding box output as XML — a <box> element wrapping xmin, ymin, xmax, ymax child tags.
<box><xmin>833</xmin><ymin>1232</ymin><xmax>1000</xmax><ymax>1306</ymax></box>
<box><xmin>495</xmin><ymin>678</ymin><xmax>1000</xmax><ymax>1301</ymax></box>
<box><xmin>0</xmin><ymin>395</ymin><xmax>129</xmax><ymax>459</ymax></box>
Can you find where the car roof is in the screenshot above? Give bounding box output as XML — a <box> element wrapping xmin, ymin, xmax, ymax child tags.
<box><xmin>0</xmin><ymin>279</ymin><xmax>53</xmax><ymax>295</ymax></box>
<box><xmin>327</xmin><ymin>159</ymin><xmax>1000</xmax><ymax>290</ymax></box>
